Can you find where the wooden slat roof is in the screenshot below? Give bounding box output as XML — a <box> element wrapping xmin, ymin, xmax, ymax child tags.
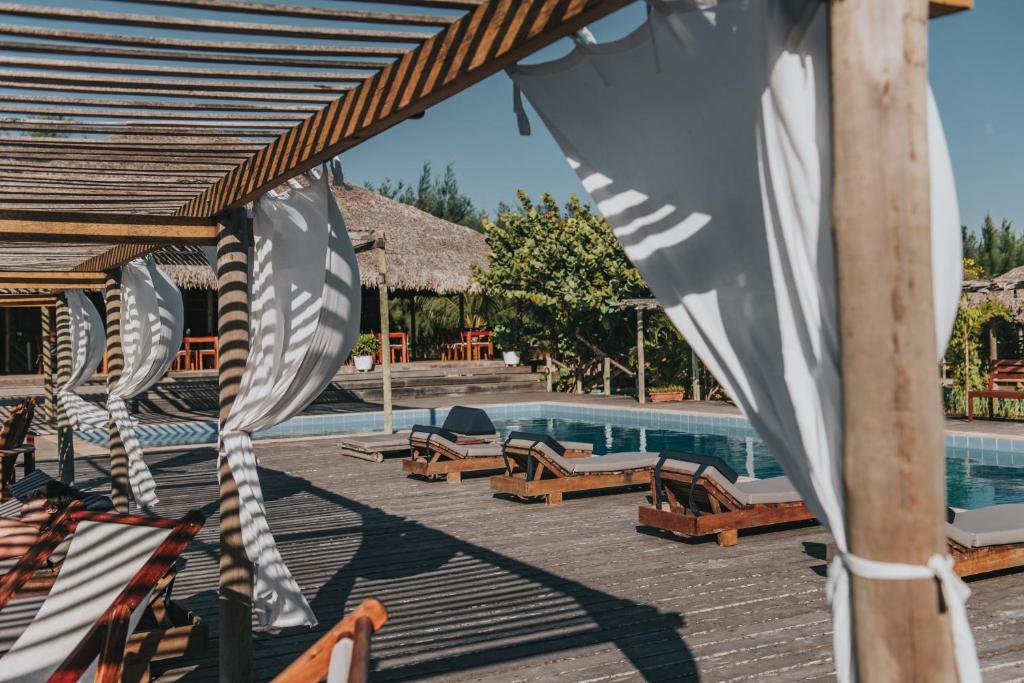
<box><xmin>0</xmin><ymin>0</ymin><xmax>972</xmax><ymax>280</ymax></box>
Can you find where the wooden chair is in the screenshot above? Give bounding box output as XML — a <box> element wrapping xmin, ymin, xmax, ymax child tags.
<box><xmin>1</xmin><ymin>399</ymin><xmax>37</xmax><ymax>501</ymax></box>
<box><xmin>967</xmin><ymin>358</ymin><xmax>1024</xmax><ymax>420</ymax></box>
<box><xmin>0</xmin><ymin>509</ymin><xmax>207</xmax><ymax>683</ymax></box>
<box><xmin>638</xmin><ymin>452</ymin><xmax>814</xmax><ymax>546</ymax></box>
<box><xmin>271</xmin><ymin>598</ymin><xmax>388</xmax><ymax>683</ymax></box>
<box><xmin>490</xmin><ymin>432</ymin><xmax>646</xmax><ymax>506</ymax></box>
<box><xmin>947</xmin><ymin>504</ymin><xmax>1024</xmax><ymax>577</ymax></box>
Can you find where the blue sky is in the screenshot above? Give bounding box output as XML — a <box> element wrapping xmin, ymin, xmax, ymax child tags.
<box><xmin>343</xmin><ymin>1</ymin><xmax>1023</xmax><ymax>231</ymax></box>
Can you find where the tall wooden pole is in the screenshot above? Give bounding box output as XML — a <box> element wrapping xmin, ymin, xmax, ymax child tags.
<box><xmin>603</xmin><ymin>356</ymin><xmax>611</xmax><ymax>396</ymax></box>
<box><xmin>40</xmin><ymin>306</ymin><xmax>54</xmax><ymax>426</ymax></box>
<box><xmin>2</xmin><ymin>308</ymin><xmax>9</xmax><ymax>374</ymax></box>
<box><xmin>830</xmin><ymin>1</ymin><xmax>956</xmax><ymax>679</ymax></box>
<box><xmin>104</xmin><ymin>270</ymin><xmax>130</xmax><ymax>513</ymax></box>
<box><xmin>54</xmin><ymin>294</ymin><xmax>74</xmax><ymax>484</ymax></box>
<box><xmin>636</xmin><ymin>308</ymin><xmax>646</xmax><ymax>405</ymax></box>
<box><xmin>377</xmin><ymin>231</ymin><xmax>393</xmax><ymax>433</ymax></box>
<box><xmin>216</xmin><ymin>213</ymin><xmax>252</xmax><ymax>682</ymax></box>
<box><xmin>690</xmin><ymin>348</ymin><xmax>701</xmax><ymax>401</ymax></box>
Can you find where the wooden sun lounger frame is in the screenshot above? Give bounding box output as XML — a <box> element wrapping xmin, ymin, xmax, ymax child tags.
<box><xmin>402</xmin><ymin>432</ymin><xmax>506</xmax><ymax>484</ymax></box>
<box><xmin>638</xmin><ymin>462</ymin><xmax>814</xmax><ymax>547</ymax></box>
<box><xmin>949</xmin><ymin>538</ymin><xmax>1024</xmax><ymax>577</ymax></box>
<box><xmin>490</xmin><ymin>441</ymin><xmax>646</xmax><ymax>506</ymax></box>
<box><xmin>271</xmin><ymin>597</ymin><xmax>388</xmax><ymax>683</ymax></box>
<box><xmin>0</xmin><ymin>508</ymin><xmax>207</xmax><ymax>683</ymax></box>
<box><xmin>1</xmin><ymin>398</ymin><xmax>37</xmax><ymax>501</ymax></box>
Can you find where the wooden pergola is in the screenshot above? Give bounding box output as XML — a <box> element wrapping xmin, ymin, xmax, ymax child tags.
<box><xmin>0</xmin><ymin>0</ymin><xmax>975</xmax><ymax>680</ymax></box>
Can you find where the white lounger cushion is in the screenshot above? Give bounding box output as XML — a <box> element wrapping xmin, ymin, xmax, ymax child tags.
<box><xmin>661</xmin><ymin>459</ymin><xmax>802</xmax><ymax>506</ymax></box>
<box><xmin>946</xmin><ymin>503</ymin><xmax>1024</xmax><ymax>548</ymax></box>
<box><xmin>0</xmin><ymin>520</ymin><xmax>172</xmax><ymax>683</ymax></box>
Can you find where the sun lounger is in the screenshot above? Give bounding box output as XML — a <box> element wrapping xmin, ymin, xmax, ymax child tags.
<box><xmin>947</xmin><ymin>504</ymin><xmax>1024</xmax><ymax>577</ymax></box>
<box><xmin>404</xmin><ymin>426</ymin><xmax>593</xmax><ymax>484</ymax></box>
<box><xmin>637</xmin><ymin>451</ymin><xmax>815</xmax><ymax>546</ymax></box>
<box><xmin>0</xmin><ymin>508</ymin><xmax>206</xmax><ymax>682</ymax></box>
<box><xmin>343</xmin><ymin>405</ymin><xmax>500</xmax><ymax>463</ymax></box>
<box><xmin>271</xmin><ymin>598</ymin><xmax>388</xmax><ymax>683</ymax></box>
<box><xmin>1</xmin><ymin>400</ymin><xmax>37</xmax><ymax>502</ymax></box>
<box><xmin>489</xmin><ymin>432</ymin><xmax>652</xmax><ymax>505</ymax></box>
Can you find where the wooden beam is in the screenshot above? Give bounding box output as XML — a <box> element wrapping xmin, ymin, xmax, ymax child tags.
<box><xmin>75</xmin><ymin>245</ymin><xmax>158</xmax><ymax>273</ymax></box>
<box><xmin>180</xmin><ymin>0</ymin><xmax>636</xmax><ymax>216</ymax></box>
<box><xmin>126</xmin><ymin>0</ymin><xmax>456</xmax><ymax>27</ymax></box>
<box><xmin>830</xmin><ymin>0</ymin><xmax>956</xmax><ymax>680</ymax></box>
<box><xmin>0</xmin><ymin>5</ymin><xmax>435</xmax><ymax>42</ymax></box>
<box><xmin>0</xmin><ymin>81</ymin><xmax>341</xmax><ymax>104</ymax></box>
<box><xmin>0</xmin><ymin>211</ymin><xmax>218</xmax><ymax>245</ymax></box>
<box><xmin>105</xmin><ymin>270</ymin><xmax>131</xmax><ymax>514</ymax></box>
<box><xmin>54</xmin><ymin>295</ymin><xmax>74</xmax><ymax>484</ymax></box>
<box><xmin>215</xmin><ymin>213</ymin><xmax>253</xmax><ymax>683</ymax></box>
<box><xmin>0</xmin><ymin>271</ymin><xmax>106</xmax><ymax>290</ymax></box>
<box><xmin>0</xmin><ymin>71</ymin><xmax>358</xmax><ymax>94</ymax></box>
<box><xmin>929</xmin><ymin>0</ymin><xmax>972</xmax><ymax>17</ymax></box>
<box><xmin>0</xmin><ymin>295</ymin><xmax>57</xmax><ymax>307</ymax></box>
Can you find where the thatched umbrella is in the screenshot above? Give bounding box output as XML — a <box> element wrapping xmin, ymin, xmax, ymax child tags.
<box><xmin>153</xmin><ymin>183</ymin><xmax>488</xmax><ymax>295</ymax></box>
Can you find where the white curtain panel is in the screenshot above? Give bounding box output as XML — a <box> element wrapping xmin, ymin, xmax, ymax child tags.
<box><xmin>221</xmin><ymin>168</ymin><xmax>361</xmax><ymax>628</ymax></box>
<box><xmin>509</xmin><ymin>1</ymin><xmax>977</xmax><ymax>681</ymax></box>
<box><xmin>105</xmin><ymin>256</ymin><xmax>185</xmax><ymax>511</ymax></box>
<box><xmin>58</xmin><ymin>290</ymin><xmax>106</xmax><ymax>430</ymax></box>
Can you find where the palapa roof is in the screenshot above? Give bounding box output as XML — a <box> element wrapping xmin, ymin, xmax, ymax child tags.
<box><xmin>962</xmin><ymin>266</ymin><xmax>1024</xmax><ymax>322</ymax></box>
<box><xmin>155</xmin><ymin>183</ymin><xmax>487</xmax><ymax>295</ymax></box>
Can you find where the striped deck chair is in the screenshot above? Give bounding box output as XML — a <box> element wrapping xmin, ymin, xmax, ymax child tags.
<box><xmin>1</xmin><ymin>400</ymin><xmax>37</xmax><ymax>502</ymax></box>
<box><xmin>638</xmin><ymin>452</ymin><xmax>815</xmax><ymax>546</ymax></box>
<box><xmin>490</xmin><ymin>432</ymin><xmax>652</xmax><ymax>506</ymax></box>
<box><xmin>0</xmin><ymin>509</ymin><xmax>206</xmax><ymax>683</ymax></box>
<box><xmin>272</xmin><ymin>598</ymin><xmax>388</xmax><ymax>683</ymax></box>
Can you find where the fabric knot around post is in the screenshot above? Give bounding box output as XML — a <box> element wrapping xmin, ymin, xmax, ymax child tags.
<box><xmin>827</xmin><ymin>551</ymin><xmax>981</xmax><ymax>683</ymax></box>
<box><xmin>220</xmin><ymin>166</ymin><xmax>361</xmax><ymax>629</ymax></box>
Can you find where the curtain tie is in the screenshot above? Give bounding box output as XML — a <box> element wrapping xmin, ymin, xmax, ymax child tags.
<box><xmin>826</xmin><ymin>551</ymin><xmax>981</xmax><ymax>683</ymax></box>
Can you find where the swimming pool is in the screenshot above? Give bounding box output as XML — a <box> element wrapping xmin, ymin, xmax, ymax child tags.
<box><xmin>76</xmin><ymin>401</ymin><xmax>1024</xmax><ymax>509</ymax></box>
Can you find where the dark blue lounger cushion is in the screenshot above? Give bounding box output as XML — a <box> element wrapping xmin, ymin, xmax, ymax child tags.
<box><xmin>441</xmin><ymin>406</ymin><xmax>496</xmax><ymax>436</ymax></box>
<box><xmin>505</xmin><ymin>431</ymin><xmax>566</xmax><ymax>457</ymax></box>
<box><xmin>657</xmin><ymin>451</ymin><xmax>739</xmax><ymax>483</ymax></box>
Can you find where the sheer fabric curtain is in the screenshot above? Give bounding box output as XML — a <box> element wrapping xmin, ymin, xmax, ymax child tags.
<box><xmin>106</xmin><ymin>256</ymin><xmax>184</xmax><ymax>510</ymax></box>
<box><xmin>59</xmin><ymin>290</ymin><xmax>105</xmax><ymax>429</ymax></box>
<box><xmin>221</xmin><ymin>168</ymin><xmax>361</xmax><ymax>628</ymax></box>
<box><xmin>509</xmin><ymin>1</ymin><xmax>976</xmax><ymax>680</ymax></box>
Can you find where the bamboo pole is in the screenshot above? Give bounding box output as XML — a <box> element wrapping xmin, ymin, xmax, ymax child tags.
<box><xmin>830</xmin><ymin>1</ymin><xmax>956</xmax><ymax>679</ymax></box>
<box><xmin>636</xmin><ymin>308</ymin><xmax>645</xmax><ymax>405</ymax></box>
<box><xmin>545</xmin><ymin>353</ymin><xmax>553</xmax><ymax>392</ymax></box>
<box><xmin>54</xmin><ymin>294</ymin><xmax>74</xmax><ymax>484</ymax></box>
<box><xmin>104</xmin><ymin>270</ymin><xmax>130</xmax><ymax>513</ymax></box>
<box><xmin>40</xmin><ymin>306</ymin><xmax>53</xmax><ymax>426</ymax></box>
<box><xmin>216</xmin><ymin>212</ymin><xmax>253</xmax><ymax>682</ymax></box>
<box><xmin>603</xmin><ymin>356</ymin><xmax>611</xmax><ymax>396</ymax></box>
<box><xmin>377</xmin><ymin>231</ymin><xmax>393</xmax><ymax>433</ymax></box>
<box><xmin>690</xmin><ymin>348</ymin><xmax>701</xmax><ymax>401</ymax></box>
<box><xmin>2</xmin><ymin>308</ymin><xmax>9</xmax><ymax>373</ymax></box>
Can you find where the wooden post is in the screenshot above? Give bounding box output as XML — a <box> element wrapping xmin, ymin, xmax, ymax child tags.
<box><xmin>377</xmin><ymin>231</ymin><xmax>393</xmax><ymax>433</ymax></box>
<box><xmin>41</xmin><ymin>306</ymin><xmax>54</xmax><ymax>426</ymax></box>
<box><xmin>104</xmin><ymin>270</ymin><xmax>130</xmax><ymax>514</ymax></box>
<box><xmin>830</xmin><ymin>1</ymin><xmax>956</xmax><ymax>679</ymax></box>
<box><xmin>603</xmin><ymin>356</ymin><xmax>611</xmax><ymax>396</ymax></box>
<box><xmin>216</xmin><ymin>213</ymin><xmax>253</xmax><ymax>683</ymax></box>
<box><xmin>690</xmin><ymin>348</ymin><xmax>701</xmax><ymax>402</ymax></box>
<box><xmin>988</xmin><ymin>325</ymin><xmax>997</xmax><ymax>362</ymax></box>
<box><xmin>409</xmin><ymin>295</ymin><xmax>417</xmax><ymax>361</ymax></box>
<box><xmin>2</xmin><ymin>308</ymin><xmax>9</xmax><ymax>374</ymax></box>
<box><xmin>636</xmin><ymin>308</ymin><xmax>646</xmax><ymax>405</ymax></box>
<box><xmin>54</xmin><ymin>294</ymin><xmax>74</xmax><ymax>485</ymax></box>
<box><xmin>545</xmin><ymin>353</ymin><xmax>553</xmax><ymax>392</ymax></box>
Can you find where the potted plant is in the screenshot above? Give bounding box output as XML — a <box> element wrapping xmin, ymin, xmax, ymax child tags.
<box><xmin>648</xmin><ymin>384</ymin><xmax>685</xmax><ymax>403</ymax></box>
<box><xmin>351</xmin><ymin>333</ymin><xmax>380</xmax><ymax>372</ymax></box>
<box><xmin>494</xmin><ymin>317</ymin><xmax>522</xmax><ymax>367</ymax></box>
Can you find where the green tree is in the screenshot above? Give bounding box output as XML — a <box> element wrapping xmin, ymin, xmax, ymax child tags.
<box><xmin>965</xmin><ymin>214</ymin><xmax>1023</xmax><ymax>277</ymax></box>
<box><xmin>365</xmin><ymin>161</ymin><xmax>486</xmax><ymax>231</ymax></box>
<box><xmin>945</xmin><ymin>298</ymin><xmax>1013</xmax><ymax>416</ymax></box>
<box><xmin>473</xmin><ymin>191</ymin><xmax>649</xmax><ymax>390</ymax></box>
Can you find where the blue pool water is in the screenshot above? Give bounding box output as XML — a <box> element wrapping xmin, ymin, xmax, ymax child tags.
<box><xmin>76</xmin><ymin>401</ymin><xmax>1024</xmax><ymax>510</ymax></box>
<box><xmin>489</xmin><ymin>416</ymin><xmax>1024</xmax><ymax>510</ymax></box>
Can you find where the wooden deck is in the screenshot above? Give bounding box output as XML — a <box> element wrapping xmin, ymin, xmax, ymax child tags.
<box><xmin>24</xmin><ymin>438</ymin><xmax>1024</xmax><ymax>681</ymax></box>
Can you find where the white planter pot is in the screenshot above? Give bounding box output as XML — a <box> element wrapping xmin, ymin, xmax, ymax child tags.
<box><xmin>502</xmin><ymin>350</ymin><xmax>521</xmax><ymax>367</ymax></box>
<box><xmin>354</xmin><ymin>355</ymin><xmax>374</xmax><ymax>372</ymax></box>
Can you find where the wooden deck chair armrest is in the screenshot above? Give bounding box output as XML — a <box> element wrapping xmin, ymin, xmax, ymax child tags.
<box><xmin>0</xmin><ymin>446</ymin><xmax>34</xmax><ymax>456</ymax></box>
<box><xmin>0</xmin><ymin>499</ymin><xmax>84</xmax><ymax>609</ymax></box>
<box><xmin>95</xmin><ymin>603</ymin><xmax>133</xmax><ymax>683</ymax></box>
<box><xmin>271</xmin><ymin>598</ymin><xmax>388</xmax><ymax>683</ymax></box>
<box><xmin>53</xmin><ymin>510</ymin><xmax>206</xmax><ymax>683</ymax></box>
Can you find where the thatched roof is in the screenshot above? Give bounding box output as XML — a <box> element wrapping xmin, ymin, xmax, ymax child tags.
<box><xmin>154</xmin><ymin>183</ymin><xmax>487</xmax><ymax>295</ymax></box>
<box><xmin>962</xmin><ymin>265</ymin><xmax>1024</xmax><ymax>322</ymax></box>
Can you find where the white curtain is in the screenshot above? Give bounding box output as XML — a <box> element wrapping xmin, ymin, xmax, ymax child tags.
<box><xmin>58</xmin><ymin>290</ymin><xmax>105</xmax><ymax>430</ymax></box>
<box><xmin>221</xmin><ymin>167</ymin><xmax>361</xmax><ymax>628</ymax></box>
<box><xmin>509</xmin><ymin>1</ymin><xmax>977</xmax><ymax>681</ymax></box>
<box><xmin>106</xmin><ymin>256</ymin><xmax>185</xmax><ymax>511</ymax></box>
